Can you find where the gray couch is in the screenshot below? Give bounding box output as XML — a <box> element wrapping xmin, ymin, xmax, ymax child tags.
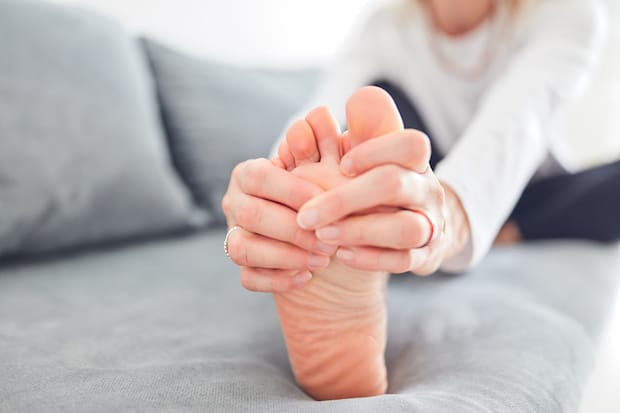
<box><xmin>1</xmin><ymin>1</ymin><xmax>618</xmax><ymax>412</ymax></box>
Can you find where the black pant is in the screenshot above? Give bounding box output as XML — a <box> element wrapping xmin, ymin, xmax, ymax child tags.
<box><xmin>373</xmin><ymin>80</ymin><xmax>620</xmax><ymax>242</ymax></box>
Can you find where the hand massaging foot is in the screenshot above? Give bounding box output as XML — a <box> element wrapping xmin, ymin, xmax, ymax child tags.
<box><xmin>273</xmin><ymin>87</ymin><xmax>404</xmax><ymax>400</ymax></box>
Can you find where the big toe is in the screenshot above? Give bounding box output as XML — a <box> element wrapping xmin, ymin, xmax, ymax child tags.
<box><xmin>345</xmin><ymin>86</ymin><xmax>403</xmax><ymax>148</ymax></box>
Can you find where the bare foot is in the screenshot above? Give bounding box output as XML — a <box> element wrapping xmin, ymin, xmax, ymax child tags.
<box><xmin>273</xmin><ymin>87</ymin><xmax>403</xmax><ymax>400</ymax></box>
<box><xmin>494</xmin><ymin>220</ymin><xmax>522</xmax><ymax>245</ymax></box>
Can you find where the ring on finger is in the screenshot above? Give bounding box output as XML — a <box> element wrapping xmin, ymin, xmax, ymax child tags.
<box><xmin>224</xmin><ymin>225</ymin><xmax>243</xmax><ymax>259</ymax></box>
<box><xmin>412</xmin><ymin>210</ymin><xmax>435</xmax><ymax>248</ymax></box>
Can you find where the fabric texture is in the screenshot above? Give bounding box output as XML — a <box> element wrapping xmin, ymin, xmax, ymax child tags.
<box><xmin>0</xmin><ymin>230</ymin><xmax>618</xmax><ymax>412</ymax></box>
<box><xmin>0</xmin><ymin>0</ymin><xmax>204</xmax><ymax>258</ymax></box>
<box><xmin>141</xmin><ymin>38</ymin><xmax>319</xmax><ymax>223</ymax></box>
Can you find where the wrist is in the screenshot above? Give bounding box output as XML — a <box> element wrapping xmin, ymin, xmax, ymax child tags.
<box><xmin>440</xmin><ymin>182</ymin><xmax>471</xmax><ymax>260</ymax></box>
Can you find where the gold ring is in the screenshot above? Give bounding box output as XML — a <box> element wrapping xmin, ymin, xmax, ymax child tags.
<box><xmin>224</xmin><ymin>226</ymin><xmax>242</xmax><ymax>258</ymax></box>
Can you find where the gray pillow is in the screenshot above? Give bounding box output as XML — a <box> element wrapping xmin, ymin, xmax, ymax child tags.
<box><xmin>141</xmin><ymin>38</ymin><xmax>319</xmax><ymax>224</ymax></box>
<box><xmin>0</xmin><ymin>0</ymin><xmax>206</xmax><ymax>257</ymax></box>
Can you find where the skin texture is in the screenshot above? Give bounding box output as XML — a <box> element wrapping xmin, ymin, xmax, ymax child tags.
<box><xmin>271</xmin><ymin>88</ymin><xmax>473</xmax><ymax>400</ymax></box>
<box><xmin>220</xmin><ymin>1</ymin><xmax>488</xmax><ymax>293</ymax></box>
<box><xmin>423</xmin><ymin>0</ymin><xmax>495</xmax><ymax>36</ymax></box>
<box><xmin>273</xmin><ymin>87</ymin><xmax>404</xmax><ymax>400</ymax></box>
<box><xmin>494</xmin><ymin>220</ymin><xmax>523</xmax><ymax>244</ymax></box>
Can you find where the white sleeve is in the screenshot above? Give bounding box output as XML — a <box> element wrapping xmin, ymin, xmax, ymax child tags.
<box><xmin>436</xmin><ymin>0</ymin><xmax>608</xmax><ymax>272</ymax></box>
<box><xmin>269</xmin><ymin>8</ymin><xmax>390</xmax><ymax>157</ymax></box>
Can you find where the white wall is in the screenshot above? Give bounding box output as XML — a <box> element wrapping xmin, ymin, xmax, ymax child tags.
<box><xmin>51</xmin><ymin>0</ymin><xmax>375</xmax><ymax>67</ymax></box>
<box><xmin>564</xmin><ymin>0</ymin><xmax>620</xmax><ymax>168</ymax></box>
<box><xmin>54</xmin><ymin>0</ymin><xmax>619</xmax><ymax>167</ymax></box>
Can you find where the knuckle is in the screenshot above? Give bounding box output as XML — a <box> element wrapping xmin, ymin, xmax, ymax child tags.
<box><xmin>432</xmin><ymin>183</ymin><xmax>446</xmax><ymax>206</ymax></box>
<box><xmin>378</xmin><ymin>165</ymin><xmax>404</xmax><ymax>194</ymax></box>
<box><xmin>232</xmin><ymin>161</ymin><xmax>246</xmax><ymax>179</ymax></box>
<box><xmin>400</xmin><ymin>136</ymin><xmax>418</xmax><ymax>164</ymax></box>
<box><xmin>409</xmin><ymin>130</ymin><xmax>431</xmax><ymax>157</ymax></box>
<box><xmin>241</xmin><ymin>159</ymin><xmax>270</xmax><ymax>194</ymax></box>
<box><xmin>221</xmin><ymin>193</ymin><xmax>232</xmax><ymax>217</ymax></box>
<box><xmin>438</xmin><ymin>217</ymin><xmax>447</xmax><ymax>239</ymax></box>
<box><xmin>236</xmin><ymin>197</ymin><xmax>261</xmax><ymax>229</ymax></box>
<box><xmin>400</xmin><ymin>130</ymin><xmax>431</xmax><ymax>170</ymax></box>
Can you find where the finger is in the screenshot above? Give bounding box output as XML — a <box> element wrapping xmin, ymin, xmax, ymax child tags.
<box><xmin>335</xmin><ymin>245</ymin><xmax>439</xmax><ymax>275</ymax></box>
<box><xmin>240</xmin><ymin>267</ymin><xmax>313</xmax><ymax>292</ymax></box>
<box><xmin>315</xmin><ymin>210</ymin><xmax>432</xmax><ymax>249</ymax></box>
<box><xmin>297</xmin><ymin>165</ymin><xmax>428</xmax><ymax>229</ymax></box>
<box><xmin>278</xmin><ymin>139</ymin><xmax>296</xmax><ymax>171</ymax></box>
<box><xmin>340</xmin><ymin>129</ymin><xmax>431</xmax><ymax>176</ymax></box>
<box><xmin>306</xmin><ymin>106</ymin><xmax>341</xmax><ymax>161</ymax></box>
<box><xmin>286</xmin><ymin>119</ymin><xmax>320</xmax><ymax>166</ymax></box>
<box><xmin>227</xmin><ymin>227</ymin><xmax>331</xmax><ymax>270</ymax></box>
<box><xmin>235</xmin><ymin>158</ymin><xmax>323</xmax><ymax>210</ymax></box>
<box><xmin>233</xmin><ymin>192</ymin><xmax>337</xmax><ymax>255</ymax></box>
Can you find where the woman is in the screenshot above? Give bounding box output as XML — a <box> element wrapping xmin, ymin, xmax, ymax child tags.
<box><xmin>221</xmin><ymin>0</ymin><xmax>615</xmax><ymax>400</ymax></box>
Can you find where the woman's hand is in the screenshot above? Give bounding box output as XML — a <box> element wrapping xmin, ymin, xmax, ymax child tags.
<box><xmin>295</xmin><ymin>130</ymin><xmax>471</xmax><ymax>275</ymax></box>
<box><xmin>221</xmin><ymin>158</ymin><xmax>337</xmax><ymax>292</ymax></box>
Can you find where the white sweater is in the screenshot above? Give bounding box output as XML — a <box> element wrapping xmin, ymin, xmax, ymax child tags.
<box><xmin>274</xmin><ymin>0</ymin><xmax>607</xmax><ymax>272</ymax></box>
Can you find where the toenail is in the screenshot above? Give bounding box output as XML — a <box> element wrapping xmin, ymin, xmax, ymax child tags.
<box><xmin>316</xmin><ymin>241</ymin><xmax>337</xmax><ymax>254</ymax></box>
<box><xmin>308</xmin><ymin>254</ymin><xmax>329</xmax><ymax>269</ymax></box>
<box><xmin>336</xmin><ymin>248</ymin><xmax>354</xmax><ymax>261</ymax></box>
<box><xmin>341</xmin><ymin>157</ymin><xmax>354</xmax><ymax>176</ymax></box>
<box><xmin>316</xmin><ymin>226</ymin><xmax>340</xmax><ymax>241</ymax></box>
<box><xmin>298</xmin><ymin>209</ymin><xmax>319</xmax><ymax>229</ymax></box>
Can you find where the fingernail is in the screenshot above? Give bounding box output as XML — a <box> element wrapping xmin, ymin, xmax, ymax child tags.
<box><xmin>298</xmin><ymin>209</ymin><xmax>319</xmax><ymax>229</ymax></box>
<box><xmin>341</xmin><ymin>157</ymin><xmax>354</xmax><ymax>176</ymax></box>
<box><xmin>316</xmin><ymin>226</ymin><xmax>339</xmax><ymax>241</ymax></box>
<box><xmin>308</xmin><ymin>254</ymin><xmax>329</xmax><ymax>269</ymax></box>
<box><xmin>316</xmin><ymin>241</ymin><xmax>337</xmax><ymax>255</ymax></box>
<box><xmin>293</xmin><ymin>271</ymin><xmax>312</xmax><ymax>286</ymax></box>
<box><xmin>336</xmin><ymin>248</ymin><xmax>354</xmax><ymax>261</ymax></box>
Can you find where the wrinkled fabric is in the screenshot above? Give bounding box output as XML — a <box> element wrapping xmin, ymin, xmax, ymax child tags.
<box><xmin>1</xmin><ymin>230</ymin><xmax>617</xmax><ymax>412</ymax></box>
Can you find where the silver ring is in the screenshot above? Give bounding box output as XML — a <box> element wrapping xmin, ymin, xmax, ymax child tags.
<box><xmin>224</xmin><ymin>226</ymin><xmax>242</xmax><ymax>258</ymax></box>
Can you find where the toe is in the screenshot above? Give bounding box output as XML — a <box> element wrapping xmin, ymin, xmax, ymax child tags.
<box><xmin>286</xmin><ymin>119</ymin><xmax>320</xmax><ymax>166</ymax></box>
<box><xmin>306</xmin><ymin>106</ymin><xmax>342</xmax><ymax>162</ymax></box>
<box><xmin>278</xmin><ymin>139</ymin><xmax>296</xmax><ymax>170</ymax></box>
<box><xmin>345</xmin><ymin>86</ymin><xmax>403</xmax><ymax>148</ymax></box>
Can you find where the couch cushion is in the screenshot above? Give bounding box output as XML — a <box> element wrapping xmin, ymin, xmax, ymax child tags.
<box><xmin>142</xmin><ymin>38</ymin><xmax>318</xmax><ymax>223</ymax></box>
<box><xmin>0</xmin><ymin>233</ymin><xmax>618</xmax><ymax>412</ymax></box>
<box><xmin>0</xmin><ymin>0</ymin><xmax>205</xmax><ymax>257</ymax></box>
